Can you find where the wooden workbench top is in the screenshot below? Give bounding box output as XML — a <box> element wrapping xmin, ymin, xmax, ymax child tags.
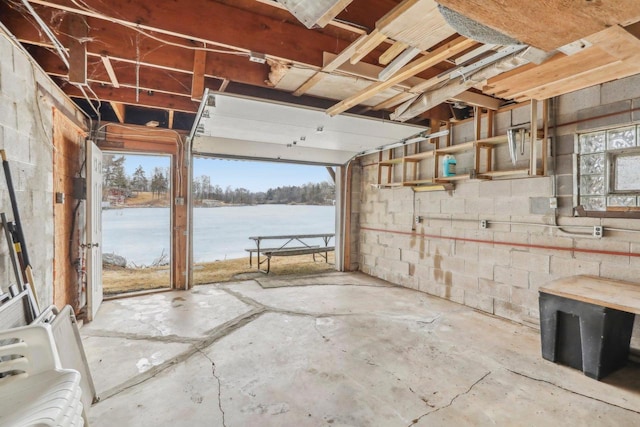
<box><xmin>539</xmin><ymin>275</ymin><xmax>640</xmax><ymax>314</ymax></box>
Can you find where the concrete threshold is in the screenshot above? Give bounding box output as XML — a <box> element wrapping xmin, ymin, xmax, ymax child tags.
<box><xmin>82</xmin><ymin>272</ymin><xmax>640</xmax><ymax>426</ymax></box>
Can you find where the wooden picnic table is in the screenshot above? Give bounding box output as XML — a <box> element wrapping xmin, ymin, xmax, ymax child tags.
<box><xmin>247</xmin><ymin>233</ymin><xmax>334</xmax><ymax>271</ymax></box>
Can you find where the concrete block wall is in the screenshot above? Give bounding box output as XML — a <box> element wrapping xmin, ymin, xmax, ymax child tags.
<box><xmin>0</xmin><ymin>29</ymin><xmax>86</xmax><ymax>307</ymax></box>
<box><xmin>356</xmin><ymin>74</ymin><xmax>640</xmax><ymax>343</ymax></box>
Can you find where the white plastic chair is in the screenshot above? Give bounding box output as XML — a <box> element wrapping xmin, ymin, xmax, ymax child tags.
<box><xmin>0</xmin><ymin>324</ymin><xmax>86</xmax><ymax>426</ymax></box>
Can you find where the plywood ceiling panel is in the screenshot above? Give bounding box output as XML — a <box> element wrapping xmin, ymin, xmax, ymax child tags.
<box><xmin>377</xmin><ymin>0</ymin><xmax>455</xmax><ymax>50</ymax></box>
<box><xmin>436</xmin><ymin>0</ymin><xmax>640</xmax><ymax>51</ymax></box>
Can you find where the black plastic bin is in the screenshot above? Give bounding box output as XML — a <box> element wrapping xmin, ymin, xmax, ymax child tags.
<box><xmin>539</xmin><ymin>292</ymin><xmax>635</xmax><ymax>380</ymax></box>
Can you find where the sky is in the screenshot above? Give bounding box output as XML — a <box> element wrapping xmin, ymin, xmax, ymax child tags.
<box><xmin>121</xmin><ymin>154</ymin><xmax>332</xmax><ymax>192</ymax></box>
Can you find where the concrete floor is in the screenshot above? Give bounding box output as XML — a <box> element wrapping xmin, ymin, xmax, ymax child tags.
<box><xmin>81</xmin><ymin>272</ymin><xmax>640</xmax><ymax>426</ymax></box>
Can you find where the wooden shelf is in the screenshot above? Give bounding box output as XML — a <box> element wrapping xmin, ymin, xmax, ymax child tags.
<box><xmin>403</xmin><ymin>178</ymin><xmax>435</xmax><ymax>186</ymax></box>
<box><xmin>477</xmin><ymin>168</ymin><xmax>530</xmax><ymax>178</ymax></box>
<box><xmin>475</xmin><ymin>135</ymin><xmax>509</xmax><ymax>145</ymax></box>
<box><xmin>379</xmin><ymin>158</ymin><xmax>404</xmax><ymax>166</ymax></box>
<box><xmin>436</xmin><ymin>174</ymin><xmax>471</xmax><ymax>182</ymax></box>
<box><xmin>436</xmin><ymin>141</ymin><xmax>475</xmax><ymax>154</ymax></box>
<box><xmin>404</xmin><ymin>150</ymin><xmax>435</xmax><ymax>161</ymax></box>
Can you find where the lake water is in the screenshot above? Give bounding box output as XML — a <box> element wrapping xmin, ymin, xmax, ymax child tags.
<box><xmin>102</xmin><ymin>205</ymin><xmax>336</xmax><ymax>265</ymax></box>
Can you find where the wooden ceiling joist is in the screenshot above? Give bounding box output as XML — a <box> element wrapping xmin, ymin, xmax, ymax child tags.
<box><xmin>62</xmin><ymin>82</ymin><xmax>199</xmax><ymax>113</ymax></box>
<box><xmin>327</xmin><ymin>36</ymin><xmax>476</xmax><ymax>116</ymax></box>
<box><xmin>110</xmin><ymin>102</ymin><xmax>125</xmax><ymax>123</ymax></box>
<box><xmin>65</xmin><ymin>14</ymin><xmax>87</xmax><ymax>85</ymax></box>
<box><xmin>191</xmin><ymin>50</ymin><xmax>207</xmax><ymax>101</ymax></box>
<box><xmin>350</xmin><ymin>29</ymin><xmax>388</xmax><ymax>64</ymax></box>
<box><xmin>293</xmin><ymin>33</ymin><xmax>368</xmax><ymax>96</ymax></box>
<box><xmin>378</xmin><ymin>41</ymin><xmax>409</xmax><ymax>65</ymax></box>
<box><xmin>26</xmin><ymin>0</ymin><xmax>354</xmax><ymax>68</ymax></box>
<box><xmin>1</xmin><ymin>6</ymin><xmax>271</xmax><ymax>89</ymax></box>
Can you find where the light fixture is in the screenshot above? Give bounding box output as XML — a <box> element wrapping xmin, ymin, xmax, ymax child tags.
<box><xmin>146</xmin><ymin>121</ymin><xmax>159</xmax><ymax>127</ymax></box>
<box><xmin>249</xmin><ymin>52</ymin><xmax>267</xmax><ymax>64</ymax></box>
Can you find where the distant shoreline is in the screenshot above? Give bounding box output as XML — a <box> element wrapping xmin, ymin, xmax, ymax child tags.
<box><xmin>104</xmin><ymin>201</ymin><xmax>334</xmax><ymax>209</ymax></box>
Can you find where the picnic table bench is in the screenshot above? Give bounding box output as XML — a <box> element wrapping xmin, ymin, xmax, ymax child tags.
<box><xmin>247</xmin><ymin>233</ymin><xmax>334</xmax><ymax>273</ymax></box>
<box><xmin>539</xmin><ymin>275</ymin><xmax>640</xmax><ymax>380</ymax></box>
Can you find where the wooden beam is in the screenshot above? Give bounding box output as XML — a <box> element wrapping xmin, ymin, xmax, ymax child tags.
<box><xmin>191</xmin><ymin>50</ymin><xmax>207</xmax><ymax>101</ymax></box>
<box><xmin>474</xmin><ymin>107</ymin><xmax>482</xmax><ymax>141</ymax></box>
<box><xmin>530</xmin><ymin>98</ymin><xmax>538</xmax><ymax>175</ymax></box>
<box><xmin>376</xmin><ymin>0</ymin><xmax>456</xmax><ymax>51</ymax></box>
<box><xmin>451</xmin><ymin>91</ymin><xmax>502</xmax><ymax>110</ymax></box>
<box><xmin>62</xmin><ymin>82</ymin><xmax>199</xmax><ymax>112</ymax></box>
<box><xmin>219</xmin><ymin>79</ymin><xmax>230</xmax><ymax>92</ymax></box>
<box><xmin>100</xmin><ymin>55</ymin><xmax>120</xmax><ymax>88</ymax></box>
<box><xmin>350</xmin><ymin>29</ymin><xmax>388</xmax><ymax>64</ymax></box>
<box><xmin>379</xmin><ymin>41</ymin><xmax>408</xmax><ymax>65</ymax></box>
<box><xmin>292</xmin><ymin>33</ymin><xmax>367</xmax><ymax>96</ymax></box>
<box><xmin>110</xmin><ymin>102</ymin><xmax>125</xmax><ymax>123</ymax></box>
<box><xmin>65</xmin><ymin>14</ymin><xmax>87</xmax><ymax>84</ymax></box>
<box><xmin>327</xmin><ymin>36</ymin><xmax>475</xmax><ymax>116</ymax></box>
<box><xmin>168</xmin><ymin>110</ymin><xmax>175</xmax><ymax>129</ymax></box>
<box><xmin>27</xmin><ymin>0</ymin><xmax>354</xmax><ymax>68</ymax></box>
<box><xmin>1</xmin><ymin>7</ymin><xmax>271</xmax><ymax>89</ymax></box>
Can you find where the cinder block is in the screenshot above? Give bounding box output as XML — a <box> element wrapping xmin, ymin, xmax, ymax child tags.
<box><xmin>599</xmin><ymin>264</ymin><xmax>640</xmax><ymax>283</ymax></box>
<box><xmin>493</xmin><ymin>299</ymin><xmax>526</xmax><ymax>323</ymax></box>
<box><xmin>577</xmin><ymin>100</ymin><xmax>631</xmax><ymax>131</ymax></box>
<box><xmin>510</xmin><ymin>105</ymin><xmax>531</xmax><ymax>127</ymax></box>
<box><xmin>0</xmin><ymin>97</ymin><xmax>17</xmax><ymax>129</ymax></box>
<box><xmin>510</xmin><ymin>287</ymin><xmax>538</xmax><ymax>308</ymax></box>
<box><xmin>455</xmin><ymin>241</ymin><xmax>479</xmax><ymax>260</ymax></box>
<box><xmin>400</xmin><ymin>248</ymin><xmax>421</xmax><ymax>264</ymax></box>
<box><xmin>601</xmin><ymin>74</ymin><xmax>640</xmax><ymax>104</ymax></box>
<box><xmin>511</xmin><ymin>250</ymin><xmax>550</xmax><ymax>273</ymax></box>
<box><xmin>554</xmin><ymin>154</ymin><xmax>573</xmax><ymax>176</ymax></box>
<box><xmin>558</xmin><ymin>85</ymin><xmax>600</xmax><ymax>121</ymax></box>
<box><xmin>441</xmin><ymin>198</ymin><xmax>465</xmax><ymax>214</ymax></box>
<box><xmin>453</xmin><ymin>181</ymin><xmax>479</xmax><ymax>198</ymax></box>
<box><xmin>479</xmin><ymin>179</ymin><xmax>511</xmax><ymax>198</ymax></box>
<box><xmin>495</xmin><ymin>110</ymin><xmax>511</xmax><ymax>135</ymax></box>
<box><xmin>494</xmin><ymin>265</ymin><xmax>529</xmax><ymax>288</ymax></box>
<box><xmin>464</xmin><ymin>197</ymin><xmax>494</xmax><ymax>216</ymax></box>
<box><xmin>512</xmin><ymin>177</ymin><xmax>552</xmax><ymax>197</ymax></box>
<box><xmin>555</xmin><ymin>134</ymin><xmax>576</xmax><ymax>156</ymax></box>
<box><xmin>549</xmin><ymin>256</ymin><xmax>599</xmax><ymax>277</ymax></box>
<box><xmin>451</xmin><ymin>272</ymin><xmax>477</xmax><ymax>290</ymax></box>
<box><xmin>574</xmin><ymin>238</ymin><xmax>630</xmax><ymax>265</ymax></box>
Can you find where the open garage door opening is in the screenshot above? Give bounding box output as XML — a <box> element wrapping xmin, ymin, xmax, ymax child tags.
<box><xmin>191</xmin><ymin>157</ymin><xmax>337</xmax><ymax>284</ymax></box>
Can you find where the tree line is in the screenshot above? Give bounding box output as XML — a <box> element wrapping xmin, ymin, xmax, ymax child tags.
<box><xmin>102</xmin><ymin>155</ymin><xmax>335</xmax><ymax>205</ymax></box>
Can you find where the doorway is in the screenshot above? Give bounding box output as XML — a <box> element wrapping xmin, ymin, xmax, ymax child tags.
<box><xmin>101</xmin><ymin>153</ymin><xmax>172</xmax><ymax>295</ymax></box>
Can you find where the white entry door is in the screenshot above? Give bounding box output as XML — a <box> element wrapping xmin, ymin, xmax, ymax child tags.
<box><xmin>86</xmin><ymin>141</ymin><xmax>103</xmax><ymax>321</ymax></box>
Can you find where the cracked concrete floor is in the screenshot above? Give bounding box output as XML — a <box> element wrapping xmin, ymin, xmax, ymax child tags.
<box><xmin>82</xmin><ymin>272</ymin><xmax>640</xmax><ymax>426</ymax></box>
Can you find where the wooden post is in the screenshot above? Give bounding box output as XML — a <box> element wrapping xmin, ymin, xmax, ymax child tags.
<box><xmin>530</xmin><ymin>99</ymin><xmax>539</xmax><ymax>175</ymax></box>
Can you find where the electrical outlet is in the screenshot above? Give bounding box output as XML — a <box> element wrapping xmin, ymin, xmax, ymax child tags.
<box><xmin>549</xmin><ymin>197</ymin><xmax>557</xmax><ymax>209</ymax></box>
<box><xmin>593</xmin><ymin>225</ymin><xmax>603</xmax><ymax>238</ymax></box>
<box><xmin>415</xmin><ymin>215</ymin><xmax>422</xmax><ymax>224</ymax></box>
<box><xmin>175</xmin><ymin>197</ymin><xmax>184</xmax><ymax>206</ymax></box>
<box><xmin>480</xmin><ymin>220</ymin><xmax>488</xmax><ymax>229</ymax></box>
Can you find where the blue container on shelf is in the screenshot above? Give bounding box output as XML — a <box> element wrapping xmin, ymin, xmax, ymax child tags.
<box><xmin>442</xmin><ymin>155</ymin><xmax>457</xmax><ymax>177</ymax></box>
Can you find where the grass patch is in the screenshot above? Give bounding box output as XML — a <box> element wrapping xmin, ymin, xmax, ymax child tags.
<box><xmin>103</xmin><ymin>253</ymin><xmax>335</xmax><ymax>295</ymax></box>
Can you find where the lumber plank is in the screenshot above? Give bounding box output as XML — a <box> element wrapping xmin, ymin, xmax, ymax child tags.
<box><xmin>292</xmin><ymin>34</ymin><xmax>367</xmax><ymax>96</ymax></box>
<box><xmin>66</xmin><ymin>14</ymin><xmax>87</xmax><ymax>85</ymax></box>
<box><xmin>540</xmin><ymin>275</ymin><xmax>640</xmax><ymax>315</ymax></box>
<box><xmin>110</xmin><ymin>102</ymin><xmax>125</xmax><ymax>123</ymax></box>
<box><xmin>379</xmin><ymin>41</ymin><xmax>409</xmax><ymax>65</ymax></box>
<box><xmin>350</xmin><ymin>29</ymin><xmax>388</xmax><ymax>64</ymax></box>
<box><xmin>377</xmin><ymin>0</ymin><xmax>455</xmax><ymax>51</ymax></box>
<box><xmin>191</xmin><ymin>50</ymin><xmax>207</xmax><ymax>101</ymax></box>
<box><xmin>437</xmin><ymin>0</ymin><xmax>640</xmax><ymax>51</ymax></box>
<box><xmin>328</xmin><ymin>36</ymin><xmax>475</xmax><ymax>116</ymax></box>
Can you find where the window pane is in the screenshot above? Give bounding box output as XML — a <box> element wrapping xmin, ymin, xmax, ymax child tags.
<box><xmin>580</xmin><ymin>175</ymin><xmax>605</xmax><ymax>195</ymax></box>
<box><xmin>607</xmin><ymin>127</ymin><xmax>636</xmax><ymax>150</ymax></box>
<box><xmin>615</xmin><ymin>154</ymin><xmax>640</xmax><ymax>191</ymax></box>
<box><xmin>608</xmin><ymin>196</ymin><xmax>637</xmax><ymax>207</ymax></box>
<box><xmin>580</xmin><ymin>197</ymin><xmax>606</xmax><ymax>211</ymax></box>
<box><xmin>579</xmin><ymin>132</ymin><xmax>605</xmax><ymax>153</ymax></box>
<box><xmin>579</xmin><ymin>153</ymin><xmax>605</xmax><ymax>175</ymax></box>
